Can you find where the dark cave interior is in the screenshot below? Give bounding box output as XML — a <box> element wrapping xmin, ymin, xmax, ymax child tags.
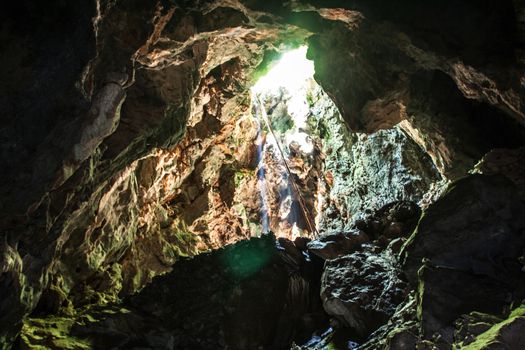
<box><xmin>2</xmin><ymin>1</ymin><xmax>525</xmax><ymax>349</ymax></box>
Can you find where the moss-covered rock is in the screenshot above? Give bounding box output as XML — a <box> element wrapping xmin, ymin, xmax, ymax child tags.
<box><xmin>458</xmin><ymin>305</ymin><xmax>525</xmax><ymax>349</ymax></box>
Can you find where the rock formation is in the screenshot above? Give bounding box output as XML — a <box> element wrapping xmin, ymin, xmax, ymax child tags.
<box><xmin>1</xmin><ymin>0</ymin><xmax>525</xmax><ymax>349</ymax></box>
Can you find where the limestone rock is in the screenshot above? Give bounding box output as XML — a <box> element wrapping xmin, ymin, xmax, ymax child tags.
<box><xmin>417</xmin><ymin>264</ymin><xmax>515</xmax><ymax>343</ymax></box>
<box><xmin>307</xmin><ymin>200</ymin><xmax>421</xmax><ymax>261</ymax></box>
<box><xmin>456</xmin><ymin>304</ymin><xmax>525</xmax><ymax>350</ymax></box>
<box><xmin>308</xmin><ymin>84</ymin><xmax>441</xmax><ymax>232</ymax></box>
<box><xmin>355</xmin><ymin>201</ymin><xmax>421</xmax><ymax>244</ymax></box>
<box><xmin>19</xmin><ymin>236</ymin><xmax>328</xmax><ymax>350</ymax></box>
<box><xmin>0</xmin><ymin>2</ymin><xmax>311</xmax><ymax>345</ymax></box>
<box><xmin>402</xmin><ymin>174</ymin><xmax>525</xmax><ymax>340</ymax></box>
<box><xmin>304</xmin><ymin>2</ymin><xmax>525</xmax><ymax>180</ymax></box>
<box><xmin>320</xmin><ymin>251</ymin><xmax>408</xmax><ymax>338</ymax></box>
<box><xmin>2</xmin><ymin>0</ymin><xmax>525</xmax><ymax>348</ymax></box>
<box><xmin>402</xmin><ymin>175</ymin><xmax>525</xmax><ymax>285</ymax></box>
<box><xmin>359</xmin><ymin>294</ymin><xmax>420</xmax><ymax>350</ymax></box>
<box><xmin>473</xmin><ymin>146</ymin><xmax>525</xmax><ymax>197</ymax></box>
<box><xmin>307</xmin><ymin>230</ymin><xmax>369</xmax><ymax>260</ymax></box>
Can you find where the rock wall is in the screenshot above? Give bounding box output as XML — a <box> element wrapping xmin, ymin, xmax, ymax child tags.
<box><xmin>0</xmin><ymin>1</ymin><xmax>310</xmax><ymax>345</ymax></box>
<box><xmin>1</xmin><ymin>0</ymin><xmax>525</xmax><ymax>349</ymax></box>
<box><xmin>301</xmin><ymin>1</ymin><xmax>525</xmax><ymax>180</ymax></box>
<box><xmin>20</xmin><ymin>236</ymin><xmax>327</xmax><ymax>350</ymax></box>
<box><xmin>307</xmin><ymin>84</ymin><xmax>441</xmax><ymax>234</ymax></box>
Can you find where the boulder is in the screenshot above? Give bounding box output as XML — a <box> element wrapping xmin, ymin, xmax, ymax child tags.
<box><xmin>320</xmin><ymin>251</ymin><xmax>408</xmax><ymax>337</ymax></box>
<box><xmin>19</xmin><ymin>236</ymin><xmax>329</xmax><ymax>350</ymax></box>
<box><xmin>355</xmin><ymin>201</ymin><xmax>421</xmax><ymax>244</ymax></box>
<box><xmin>417</xmin><ymin>264</ymin><xmax>513</xmax><ymax>341</ymax></box>
<box><xmin>359</xmin><ymin>294</ymin><xmax>420</xmax><ymax>350</ymax></box>
<box><xmin>307</xmin><ymin>230</ymin><xmax>369</xmax><ymax>260</ymax></box>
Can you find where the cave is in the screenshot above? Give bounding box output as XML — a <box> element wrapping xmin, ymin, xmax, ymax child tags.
<box><xmin>2</xmin><ymin>1</ymin><xmax>525</xmax><ymax>349</ymax></box>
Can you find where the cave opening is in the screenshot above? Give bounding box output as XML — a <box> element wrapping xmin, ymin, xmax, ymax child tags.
<box><xmin>250</xmin><ymin>46</ymin><xmax>321</xmax><ymax>240</ymax></box>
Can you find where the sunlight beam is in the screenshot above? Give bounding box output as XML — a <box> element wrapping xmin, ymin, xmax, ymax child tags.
<box><xmin>251</xmin><ymin>46</ymin><xmax>314</xmax><ymax>94</ymax></box>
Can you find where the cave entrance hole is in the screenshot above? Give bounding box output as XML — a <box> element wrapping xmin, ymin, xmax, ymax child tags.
<box><xmin>250</xmin><ymin>46</ymin><xmax>335</xmax><ymax>240</ymax></box>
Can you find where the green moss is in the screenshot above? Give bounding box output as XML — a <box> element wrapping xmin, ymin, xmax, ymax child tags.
<box><xmin>172</xmin><ymin>230</ymin><xmax>199</xmax><ymax>256</ymax></box>
<box><xmin>78</xmin><ymin>314</ymin><xmax>97</xmax><ymax>324</ymax></box>
<box><xmin>509</xmin><ymin>304</ymin><xmax>525</xmax><ymax>318</ymax></box>
<box><xmin>467</xmin><ymin>311</ymin><xmax>503</xmax><ymax>325</ymax></box>
<box><xmin>20</xmin><ymin>303</ymin><xmax>134</xmax><ymax>349</ymax></box>
<box><xmin>306</xmin><ymin>89</ymin><xmax>315</xmax><ymax>107</ymax></box>
<box><xmin>234</xmin><ymin>170</ymin><xmax>252</xmax><ymax>187</ymax></box>
<box><xmin>415</xmin><ymin>264</ymin><xmax>428</xmax><ymax>327</ymax></box>
<box><xmin>165</xmin><ymin>220</ymin><xmax>200</xmax><ymax>259</ymax></box>
<box><xmin>460</xmin><ymin>304</ymin><xmax>525</xmax><ymax>349</ymax></box>
<box><xmin>399</xmin><ymin>210</ymin><xmax>427</xmax><ymax>255</ymax></box>
<box><xmin>20</xmin><ymin>317</ymin><xmax>92</xmax><ymax>350</ymax></box>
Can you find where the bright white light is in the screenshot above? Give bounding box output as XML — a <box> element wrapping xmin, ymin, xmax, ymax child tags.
<box><xmin>286</xmin><ymin>132</ymin><xmax>314</xmax><ymax>154</ymax></box>
<box><xmin>251</xmin><ymin>46</ymin><xmax>317</xmax><ymax>238</ymax></box>
<box><xmin>251</xmin><ymin>46</ymin><xmax>316</xmax><ymax>155</ymax></box>
<box><xmin>251</xmin><ymin>46</ymin><xmax>314</xmax><ymax>94</ymax></box>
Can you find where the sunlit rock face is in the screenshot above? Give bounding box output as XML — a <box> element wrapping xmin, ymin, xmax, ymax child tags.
<box><xmin>0</xmin><ymin>1</ymin><xmax>311</xmax><ymax>345</ymax></box>
<box><xmin>306</xmin><ymin>84</ymin><xmax>441</xmax><ymax>234</ymax></box>
<box><xmin>302</xmin><ymin>2</ymin><xmax>525</xmax><ymax>180</ymax></box>
<box><xmin>250</xmin><ymin>48</ymin><xmax>440</xmax><ymax>239</ymax></box>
